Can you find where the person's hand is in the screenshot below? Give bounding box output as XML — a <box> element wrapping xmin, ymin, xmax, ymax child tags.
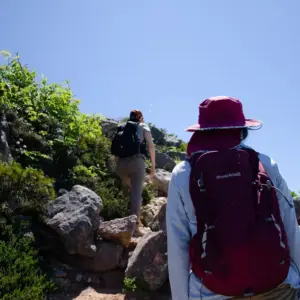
<box><xmin>149</xmin><ymin>165</ymin><xmax>155</xmax><ymax>183</ymax></box>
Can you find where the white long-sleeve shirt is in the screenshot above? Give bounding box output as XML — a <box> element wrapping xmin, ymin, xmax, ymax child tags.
<box><xmin>166</xmin><ymin>145</ymin><xmax>300</xmax><ymax>300</ymax></box>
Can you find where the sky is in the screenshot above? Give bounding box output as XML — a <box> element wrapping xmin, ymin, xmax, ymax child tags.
<box><xmin>1</xmin><ymin>0</ymin><xmax>300</xmax><ymax>190</ymax></box>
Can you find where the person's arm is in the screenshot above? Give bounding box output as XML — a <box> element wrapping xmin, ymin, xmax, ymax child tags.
<box><xmin>274</xmin><ymin>163</ymin><xmax>300</xmax><ymax>274</ymax></box>
<box><xmin>166</xmin><ymin>170</ymin><xmax>191</xmax><ymax>300</ymax></box>
<box><xmin>144</xmin><ymin>130</ymin><xmax>155</xmax><ymax>177</ymax></box>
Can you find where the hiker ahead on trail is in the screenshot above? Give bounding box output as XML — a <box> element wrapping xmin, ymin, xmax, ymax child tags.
<box><xmin>111</xmin><ymin>110</ymin><xmax>155</xmax><ymax>237</ymax></box>
<box><xmin>167</xmin><ymin>96</ymin><xmax>300</xmax><ymax>300</ymax></box>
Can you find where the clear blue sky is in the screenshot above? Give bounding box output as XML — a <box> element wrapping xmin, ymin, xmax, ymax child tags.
<box><xmin>1</xmin><ymin>0</ymin><xmax>300</xmax><ymax>191</ymax></box>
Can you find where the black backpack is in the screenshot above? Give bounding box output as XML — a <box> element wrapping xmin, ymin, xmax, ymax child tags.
<box><xmin>111</xmin><ymin>121</ymin><xmax>146</xmax><ymax>158</ymax></box>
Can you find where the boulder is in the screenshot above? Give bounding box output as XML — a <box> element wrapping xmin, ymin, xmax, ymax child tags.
<box><xmin>149</xmin><ymin>125</ymin><xmax>182</xmax><ymax>148</ymax></box>
<box><xmin>150</xmin><ymin>126</ymin><xmax>166</xmax><ymax>146</ymax></box>
<box><xmin>100</xmin><ymin>270</ymin><xmax>125</xmax><ymax>289</ymax></box>
<box><xmin>153</xmin><ymin>169</ymin><xmax>172</xmax><ymax>196</ymax></box>
<box><xmin>65</xmin><ymin>240</ymin><xmax>124</xmax><ymax>273</ymax></box>
<box><xmin>149</xmin><ymin>203</ymin><xmax>167</xmax><ymax>233</ymax></box>
<box><xmin>164</xmin><ymin>134</ymin><xmax>181</xmax><ymax>147</ymax></box>
<box><xmin>141</xmin><ymin>197</ymin><xmax>167</xmax><ymax>227</ymax></box>
<box><xmin>46</xmin><ymin>185</ymin><xmax>103</xmax><ymax>257</ymax></box>
<box><xmin>155</xmin><ymin>150</ymin><xmax>176</xmax><ymax>172</ymax></box>
<box><xmin>0</xmin><ymin>113</ymin><xmax>12</xmax><ymax>162</ymax></box>
<box><xmin>125</xmin><ymin>231</ymin><xmax>168</xmax><ymax>291</ymax></box>
<box><xmin>166</xmin><ymin>150</ymin><xmax>187</xmax><ymax>162</ymax></box>
<box><xmin>97</xmin><ymin>215</ymin><xmax>138</xmax><ymax>247</ymax></box>
<box><xmin>100</xmin><ymin>119</ymin><xmax>118</xmax><ymax>139</ymax></box>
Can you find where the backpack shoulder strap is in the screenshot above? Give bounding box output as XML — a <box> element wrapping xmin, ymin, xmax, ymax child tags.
<box><xmin>243</xmin><ymin>148</ymin><xmax>260</xmax><ymax>175</ymax></box>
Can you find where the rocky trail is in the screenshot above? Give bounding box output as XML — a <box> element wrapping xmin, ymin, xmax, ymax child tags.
<box><xmin>49</xmin><ymin>287</ymin><xmax>170</xmax><ymax>300</ymax></box>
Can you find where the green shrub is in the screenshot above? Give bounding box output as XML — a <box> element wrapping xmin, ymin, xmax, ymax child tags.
<box><xmin>70</xmin><ymin>164</ymin><xmax>127</xmax><ymax>220</ymax></box>
<box><xmin>1</xmin><ymin>53</ymin><xmax>175</xmax><ymax>222</ymax></box>
<box><xmin>122</xmin><ymin>276</ymin><xmax>149</xmax><ymax>294</ymax></box>
<box><xmin>142</xmin><ymin>183</ymin><xmax>158</xmax><ymax>206</ymax></box>
<box><xmin>122</xmin><ymin>277</ymin><xmax>138</xmax><ymax>293</ymax></box>
<box><xmin>0</xmin><ymin>162</ymin><xmax>55</xmax><ymax>216</ymax></box>
<box><xmin>0</xmin><ymin>222</ymin><xmax>55</xmax><ymax>300</ymax></box>
<box><xmin>177</xmin><ymin>141</ymin><xmax>187</xmax><ymax>152</ymax></box>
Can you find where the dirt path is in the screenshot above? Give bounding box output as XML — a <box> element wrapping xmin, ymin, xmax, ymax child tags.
<box><xmin>49</xmin><ymin>287</ymin><xmax>170</xmax><ymax>300</ymax></box>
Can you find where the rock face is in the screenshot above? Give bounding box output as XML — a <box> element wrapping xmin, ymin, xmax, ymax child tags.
<box><xmin>141</xmin><ymin>197</ymin><xmax>167</xmax><ymax>227</ymax></box>
<box><xmin>150</xmin><ymin>126</ymin><xmax>166</xmax><ymax>146</ymax></box>
<box><xmin>46</xmin><ymin>185</ymin><xmax>103</xmax><ymax>257</ymax></box>
<box><xmin>149</xmin><ymin>125</ymin><xmax>182</xmax><ymax>148</ymax></box>
<box><xmin>167</xmin><ymin>150</ymin><xmax>187</xmax><ymax>161</ymax></box>
<box><xmin>155</xmin><ymin>150</ymin><xmax>176</xmax><ymax>172</ymax></box>
<box><xmin>125</xmin><ymin>231</ymin><xmax>168</xmax><ymax>291</ymax></box>
<box><xmin>149</xmin><ymin>203</ymin><xmax>167</xmax><ymax>233</ymax></box>
<box><xmin>153</xmin><ymin>169</ymin><xmax>172</xmax><ymax>196</ymax></box>
<box><xmin>164</xmin><ymin>134</ymin><xmax>181</xmax><ymax>147</ymax></box>
<box><xmin>100</xmin><ymin>119</ymin><xmax>118</xmax><ymax>139</ymax></box>
<box><xmin>0</xmin><ymin>113</ymin><xmax>12</xmax><ymax>162</ymax></box>
<box><xmin>98</xmin><ymin>215</ymin><xmax>138</xmax><ymax>247</ymax></box>
<box><xmin>66</xmin><ymin>240</ymin><xmax>124</xmax><ymax>273</ymax></box>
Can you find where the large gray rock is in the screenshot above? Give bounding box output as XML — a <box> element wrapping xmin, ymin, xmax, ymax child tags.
<box><xmin>149</xmin><ymin>203</ymin><xmax>167</xmax><ymax>233</ymax></box>
<box><xmin>100</xmin><ymin>119</ymin><xmax>118</xmax><ymax>139</ymax></box>
<box><xmin>149</xmin><ymin>125</ymin><xmax>182</xmax><ymax>148</ymax></box>
<box><xmin>64</xmin><ymin>240</ymin><xmax>124</xmax><ymax>273</ymax></box>
<box><xmin>167</xmin><ymin>150</ymin><xmax>187</xmax><ymax>162</ymax></box>
<box><xmin>153</xmin><ymin>169</ymin><xmax>172</xmax><ymax>196</ymax></box>
<box><xmin>141</xmin><ymin>197</ymin><xmax>167</xmax><ymax>227</ymax></box>
<box><xmin>150</xmin><ymin>126</ymin><xmax>166</xmax><ymax>146</ymax></box>
<box><xmin>46</xmin><ymin>185</ymin><xmax>103</xmax><ymax>257</ymax></box>
<box><xmin>155</xmin><ymin>150</ymin><xmax>176</xmax><ymax>172</ymax></box>
<box><xmin>98</xmin><ymin>215</ymin><xmax>137</xmax><ymax>247</ymax></box>
<box><xmin>125</xmin><ymin>231</ymin><xmax>168</xmax><ymax>291</ymax></box>
<box><xmin>164</xmin><ymin>134</ymin><xmax>181</xmax><ymax>147</ymax></box>
<box><xmin>0</xmin><ymin>113</ymin><xmax>12</xmax><ymax>162</ymax></box>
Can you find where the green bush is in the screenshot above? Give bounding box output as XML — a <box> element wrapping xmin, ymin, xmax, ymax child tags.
<box><xmin>142</xmin><ymin>183</ymin><xmax>158</xmax><ymax>206</ymax></box>
<box><xmin>0</xmin><ymin>222</ymin><xmax>55</xmax><ymax>300</ymax></box>
<box><xmin>0</xmin><ymin>161</ymin><xmax>56</xmax><ymax>299</ymax></box>
<box><xmin>0</xmin><ymin>162</ymin><xmax>55</xmax><ymax>216</ymax></box>
<box><xmin>70</xmin><ymin>164</ymin><xmax>127</xmax><ymax>220</ymax></box>
<box><xmin>0</xmin><ymin>52</ymin><xmax>127</xmax><ymax>220</ymax></box>
<box><xmin>1</xmin><ymin>52</ymin><xmax>183</xmax><ymax>222</ymax></box>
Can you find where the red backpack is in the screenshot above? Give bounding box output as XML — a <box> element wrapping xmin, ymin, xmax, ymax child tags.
<box><xmin>189</xmin><ymin>148</ymin><xmax>290</xmax><ymax>297</ymax></box>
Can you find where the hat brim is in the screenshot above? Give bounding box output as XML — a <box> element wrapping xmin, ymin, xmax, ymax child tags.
<box><xmin>185</xmin><ymin>119</ymin><xmax>262</xmax><ymax>132</ymax></box>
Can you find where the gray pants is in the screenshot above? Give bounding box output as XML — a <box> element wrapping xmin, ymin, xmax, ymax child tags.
<box><xmin>116</xmin><ymin>155</ymin><xmax>146</xmax><ymax>220</ymax></box>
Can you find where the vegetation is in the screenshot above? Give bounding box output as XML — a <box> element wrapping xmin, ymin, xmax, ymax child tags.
<box><xmin>0</xmin><ymin>162</ymin><xmax>56</xmax><ymax>300</ymax></box>
<box><xmin>0</xmin><ymin>52</ymin><xmax>127</xmax><ymax>216</ymax></box>
<box><xmin>0</xmin><ymin>226</ymin><xmax>55</xmax><ymax>300</ymax></box>
<box><xmin>0</xmin><ymin>162</ymin><xmax>55</xmax><ymax>215</ymax></box>
<box><xmin>0</xmin><ymin>52</ymin><xmax>128</xmax><ymax>298</ymax></box>
<box><xmin>0</xmin><ymin>51</ymin><xmax>185</xmax><ymax>297</ymax></box>
<box><xmin>122</xmin><ymin>277</ymin><xmax>138</xmax><ymax>293</ymax></box>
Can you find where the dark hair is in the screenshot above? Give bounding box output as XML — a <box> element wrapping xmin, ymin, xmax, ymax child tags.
<box><xmin>129</xmin><ymin>109</ymin><xmax>143</xmax><ymax>122</ymax></box>
<box><xmin>241</xmin><ymin>128</ymin><xmax>249</xmax><ymax>141</ymax></box>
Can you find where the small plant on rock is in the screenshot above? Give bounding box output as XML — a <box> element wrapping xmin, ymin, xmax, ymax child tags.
<box><xmin>122</xmin><ymin>277</ymin><xmax>138</xmax><ymax>293</ymax></box>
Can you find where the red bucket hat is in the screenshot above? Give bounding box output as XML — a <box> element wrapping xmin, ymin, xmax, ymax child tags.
<box><xmin>185</xmin><ymin>96</ymin><xmax>262</xmax><ymax>132</ymax></box>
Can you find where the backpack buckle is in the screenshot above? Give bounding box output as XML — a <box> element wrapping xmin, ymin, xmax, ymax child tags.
<box><xmin>197</xmin><ymin>174</ymin><xmax>206</xmax><ymax>192</ymax></box>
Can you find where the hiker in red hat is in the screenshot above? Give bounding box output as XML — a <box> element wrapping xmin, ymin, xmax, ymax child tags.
<box><xmin>166</xmin><ymin>96</ymin><xmax>300</xmax><ymax>300</ymax></box>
